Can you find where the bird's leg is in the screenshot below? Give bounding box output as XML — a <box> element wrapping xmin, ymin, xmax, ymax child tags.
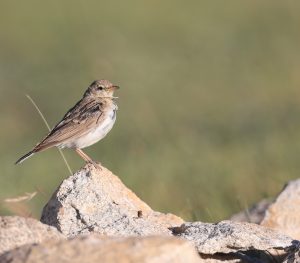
<box><xmin>75</xmin><ymin>148</ymin><xmax>101</xmax><ymax>168</ymax></box>
<box><xmin>75</xmin><ymin>148</ymin><xmax>93</xmax><ymax>162</ymax></box>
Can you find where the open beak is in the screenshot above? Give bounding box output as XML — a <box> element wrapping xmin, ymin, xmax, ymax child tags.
<box><xmin>108</xmin><ymin>85</ymin><xmax>120</xmax><ymax>91</ymax></box>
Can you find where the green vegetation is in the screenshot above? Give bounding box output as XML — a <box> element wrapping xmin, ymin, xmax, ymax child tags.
<box><xmin>1</xmin><ymin>1</ymin><xmax>300</xmax><ymax>221</ymax></box>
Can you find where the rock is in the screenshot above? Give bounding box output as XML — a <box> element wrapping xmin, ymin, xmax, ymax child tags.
<box><xmin>0</xmin><ymin>235</ymin><xmax>201</xmax><ymax>263</ymax></box>
<box><xmin>0</xmin><ymin>216</ymin><xmax>63</xmax><ymax>255</ymax></box>
<box><xmin>41</xmin><ymin>164</ymin><xmax>183</xmax><ymax>237</ymax></box>
<box><xmin>230</xmin><ymin>199</ymin><xmax>271</xmax><ymax>224</ymax></box>
<box><xmin>261</xmin><ymin>179</ymin><xmax>300</xmax><ymax>239</ymax></box>
<box><xmin>283</xmin><ymin>241</ymin><xmax>300</xmax><ymax>263</ymax></box>
<box><xmin>171</xmin><ymin>220</ymin><xmax>296</xmax><ymax>262</ymax></box>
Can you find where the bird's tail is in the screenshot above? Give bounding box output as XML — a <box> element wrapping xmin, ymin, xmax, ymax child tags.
<box><xmin>15</xmin><ymin>150</ymin><xmax>35</xmax><ymax>165</ymax></box>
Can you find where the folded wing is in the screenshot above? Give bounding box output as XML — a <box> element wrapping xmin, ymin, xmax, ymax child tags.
<box><xmin>33</xmin><ymin>98</ymin><xmax>103</xmax><ymax>151</ymax></box>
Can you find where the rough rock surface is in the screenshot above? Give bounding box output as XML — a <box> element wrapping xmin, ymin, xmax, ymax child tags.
<box><xmin>261</xmin><ymin>179</ymin><xmax>300</xmax><ymax>240</ymax></box>
<box><xmin>41</xmin><ymin>164</ymin><xmax>183</xmax><ymax>237</ymax></box>
<box><xmin>171</xmin><ymin>220</ymin><xmax>295</xmax><ymax>262</ymax></box>
<box><xmin>283</xmin><ymin>241</ymin><xmax>300</xmax><ymax>263</ymax></box>
<box><xmin>230</xmin><ymin>199</ymin><xmax>271</xmax><ymax>224</ymax></box>
<box><xmin>5</xmin><ymin>164</ymin><xmax>300</xmax><ymax>262</ymax></box>
<box><xmin>0</xmin><ymin>235</ymin><xmax>200</xmax><ymax>263</ymax></box>
<box><xmin>0</xmin><ymin>216</ymin><xmax>63</xmax><ymax>255</ymax></box>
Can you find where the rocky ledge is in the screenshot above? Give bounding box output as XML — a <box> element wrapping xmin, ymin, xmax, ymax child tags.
<box><xmin>40</xmin><ymin>164</ymin><xmax>183</xmax><ymax>237</ymax></box>
<box><xmin>1</xmin><ymin>163</ymin><xmax>300</xmax><ymax>262</ymax></box>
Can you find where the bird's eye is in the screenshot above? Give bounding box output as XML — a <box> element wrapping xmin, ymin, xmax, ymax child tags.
<box><xmin>97</xmin><ymin>86</ymin><xmax>103</xmax><ymax>90</ymax></box>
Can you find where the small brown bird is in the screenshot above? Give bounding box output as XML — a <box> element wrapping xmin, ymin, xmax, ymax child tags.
<box><xmin>16</xmin><ymin>80</ymin><xmax>119</xmax><ymax>165</ymax></box>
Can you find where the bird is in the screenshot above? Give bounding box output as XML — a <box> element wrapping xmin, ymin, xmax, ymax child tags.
<box><xmin>16</xmin><ymin>79</ymin><xmax>119</xmax><ymax>165</ymax></box>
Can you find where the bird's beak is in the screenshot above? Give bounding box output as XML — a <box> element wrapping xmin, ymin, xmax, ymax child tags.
<box><xmin>109</xmin><ymin>85</ymin><xmax>120</xmax><ymax>91</ymax></box>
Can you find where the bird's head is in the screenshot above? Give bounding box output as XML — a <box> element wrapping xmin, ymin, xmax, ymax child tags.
<box><xmin>85</xmin><ymin>79</ymin><xmax>119</xmax><ymax>98</ymax></box>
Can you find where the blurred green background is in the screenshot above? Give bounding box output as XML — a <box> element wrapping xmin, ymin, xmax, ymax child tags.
<box><xmin>1</xmin><ymin>0</ymin><xmax>300</xmax><ymax>221</ymax></box>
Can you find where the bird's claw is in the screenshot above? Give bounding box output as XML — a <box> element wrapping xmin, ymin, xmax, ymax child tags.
<box><xmin>87</xmin><ymin>160</ymin><xmax>102</xmax><ymax>170</ymax></box>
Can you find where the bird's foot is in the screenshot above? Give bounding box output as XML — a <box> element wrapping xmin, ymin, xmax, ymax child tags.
<box><xmin>87</xmin><ymin>160</ymin><xmax>102</xmax><ymax>170</ymax></box>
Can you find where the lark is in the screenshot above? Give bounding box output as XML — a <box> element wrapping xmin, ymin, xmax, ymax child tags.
<box><xmin>16</xmin><ymin>80</ymin><xmax>119</xmax><ymax>165</ymax></box>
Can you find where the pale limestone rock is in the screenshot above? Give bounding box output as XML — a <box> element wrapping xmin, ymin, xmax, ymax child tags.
<box><xmin>261</xmin><ymin>179</ymin><xmax>300</xmax><ymax>240</ymax></box>
<box><xmin>0</xmin><ymin>216</ymin><xmax>63</xmax><ymax>255</ymax></box>
<box><xmin>171</xmin><ymin>220</ymin><xmax>295</xmax><ymax>262</ymax></box>
<box><xmin>19</xmin><ymin>164</ymin><xmax>299</xmax><ymax>262</ymax></box>
<box><xmin>0</xmin><ymin>235</ymin><xmax>201</xmax><ymax>263</ymax></box>
<box><xmin>41</xmin><ymin>164</ymin><xmax>183</xmax><ymax>237</ymax></box>
<box><xmin>283</xmin><ymin>241</ymin><xmax>300</xmax><ymax>263</ymax></box>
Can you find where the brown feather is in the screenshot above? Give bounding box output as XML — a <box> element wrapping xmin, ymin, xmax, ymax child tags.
<box><xmin>33</xmin><ymin>97</ymin><xmax>105</xmax><ymax>151</ymax></box>
<box><xmin>16</xmin><ymin>79</ymin><xmax>119</xmax><ymax>165</ymax></box>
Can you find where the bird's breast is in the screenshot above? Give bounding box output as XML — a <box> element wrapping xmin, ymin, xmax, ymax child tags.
<box><xmin>71</xmin><ymin>108</ymin><xmax>117</xmax><ymax>149</ymax></box>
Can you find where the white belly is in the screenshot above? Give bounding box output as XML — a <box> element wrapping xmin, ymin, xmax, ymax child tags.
<box><xmin>64</xmin><ymin>109</ymin><xmax>116</xmax><ymax>149</ymax></box>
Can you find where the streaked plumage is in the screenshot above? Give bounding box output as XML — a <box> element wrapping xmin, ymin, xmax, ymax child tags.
<box><xmin>16</xmin><ymin>79</ymin><xmax>119</xmax><ymax>164</ymax></box>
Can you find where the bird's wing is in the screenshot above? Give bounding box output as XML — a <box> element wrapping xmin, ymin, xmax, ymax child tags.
<box><xmin>33</xmin><ymin>98</ymin><xmax>104</xmax><ymax>151</ymax></box>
